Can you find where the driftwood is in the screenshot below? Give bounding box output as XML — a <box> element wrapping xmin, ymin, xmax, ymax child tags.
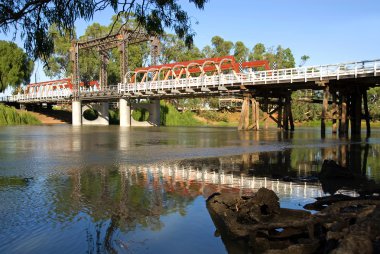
<box><xmin>207</xmin><ymin>188</ymin><xmax>380</xmax><ymax>253</ymax></box>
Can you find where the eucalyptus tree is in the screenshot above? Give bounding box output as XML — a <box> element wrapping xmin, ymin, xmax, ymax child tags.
<box><xmin>0</xmin><ymin>40</ymin><xmax>34</xmax><ymax>92</ymax></box>
<box><xmin>160</xmin><ymin>34</ymin><xmax>204</xmax><ymax>63</ymax></box>
<box><xmin>0</xmin><ymin>0</ymin><xmax>209</xmax><ymax>62</ymax></box>
<box><xmin>233</xmin><ymin>41</ymin><xmax>249</xmax><ymax>62</ymax></box>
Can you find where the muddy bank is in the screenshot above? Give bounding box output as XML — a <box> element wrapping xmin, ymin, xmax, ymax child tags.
<box><xmin>207</xmin><ymin>188</ymin><xmax>380</xmax><ymax>253</ymax></box>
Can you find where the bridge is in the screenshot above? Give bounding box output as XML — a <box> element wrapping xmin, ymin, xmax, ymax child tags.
<box><xmin>1</xmin><ymin>28</ymin><xmax>379</xmax><ymax>136</ymax></box>
<box><xmin>2</xmin><ymin>58</ymin><xmax>379</xmax><ymax>134</ymax></box>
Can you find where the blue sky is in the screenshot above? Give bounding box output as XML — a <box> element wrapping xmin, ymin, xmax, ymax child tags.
<box><xmin>1</xmin><ymin>0</ymin><xmax>380</xmax><ymax>83</ymax></box>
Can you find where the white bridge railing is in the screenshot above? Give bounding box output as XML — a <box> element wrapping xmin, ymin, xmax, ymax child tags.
<box><xmin>3</xmin><ymin>90</ymin><xmax>72</xmax><ymax>102</ymax></box>
<box><xmin>1</xmin><ymin>59</ymin><xmax>379</xmax><ymax>103</ymax></box>
<box><xmin>119</xmin><ymin>59</ymin><xmax>380</xmax><ymax>93</ymax></box>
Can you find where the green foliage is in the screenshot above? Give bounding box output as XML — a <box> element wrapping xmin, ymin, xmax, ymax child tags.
<box><xmin>43</xmin><ymin>25</ymin><xmax>74</xmax><ymax>78</ymax></box>
<box><xmin>132</xmin><ymin>108</ymin><xmax>150</xmax><ymax>122</ymax></box>
<box><xmin>109</xmin><ymin>109</ymin><xmax>120</xmax><ymax>125</ymax></box>
<box><xmin>160</xmin><ymin>102</ymin><xmax>203</xmax><ymax>126</ymax></box>
<box><xmin>44</xmin><ymin>16</ymin><xmax>150</xmax><ymax>83</ymax></box>
<box><xmin>299</xmin><ymin>55</ymin><xmax>310</xmax><ymax>67</ymax></box>
<box><xmin>82</xmin><ymin>108</ymin><xmax>99</xmax><ymax>121</ymax></box>
<box><xmin>249</xmin><ymin>43</ymin><xmax>266</xmax><ymax>61</ymax></box>
<box><xmin>368</xmin><ymin>87</ymin><xmax>380</xmax><ymax>121</ymax></box>
<box><xmin>198</xmin><ymin>111</ymin><xmax>228</xmax><ymax>122</ymax></box>
<box><xmin>291</xmin><ymin>91</ymin><xmax>320</xmax><ymax>122</ymax></box>
<box><xmin>248</xmin><ymin>43</ymin><xmax>296</xmax><ymax>69</ymax></box>
<box><xmin>0</xmin><ymin>104</ymin><xmax>41</xmax><ymax>125</ymax></box>
<box><xmin>161</xmin><ymin>34</ymin><xmax>204</xmax><ymax>63</ymax></box>
<box><xmin>202</xmin><ymin>36</ymin><xmax>233</xmax><ymax>57</ymax></box>
<box><xmin>234</xmin><ymin>41</ymin><xmax>249</xmax><ymax>61</ymax></box>
<box><xmin>0</xmin><ymin>41</ymin><xmax>34</xmax><ymax>92</ymax></box>
<box><xmin>0</xmin><ymin>0</ymin><xmax>208</xmax><ymax>60</ymax></box>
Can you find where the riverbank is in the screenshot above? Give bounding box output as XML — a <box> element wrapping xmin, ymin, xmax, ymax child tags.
<box><xmin>0</xmin><ymin>104</ymin><xmax>41</xmax><ymax>125</ymax></box>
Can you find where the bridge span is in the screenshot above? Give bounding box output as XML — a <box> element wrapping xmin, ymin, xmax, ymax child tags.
<box><xmin>1</xmin><ymin>57</ymin><xmax>379</xmax><ymax>137</ymax></box>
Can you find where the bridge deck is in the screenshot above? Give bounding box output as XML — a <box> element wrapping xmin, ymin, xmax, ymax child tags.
<box><xmin>1</xmin><ymin>59</ymin><xmax>379</xmax><ymax>103</ymax></box>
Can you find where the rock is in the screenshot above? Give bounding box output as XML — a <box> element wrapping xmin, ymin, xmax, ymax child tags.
<box><xmin>331</xmin><ymin>234</ymin><xmax>373</xmax><ymax>254</ymax></box>
<box><xmin>319</xmin><ymin>160</ymin><xmax>354</xmax><ymax>179</ymax></box>
<box><xmin>207</xmin><ymin>188</ymin><xmax>310</xmax><ymax>240</ymax></box>
<box><xmin>237</xmin><ymin>188</ymin><xmax>280</xmax><ymax>224</ymax></box>
<box><xmin>207</xmin><ymin>187</ymin><xmax>380</xmax><ymax>253</ymax></box>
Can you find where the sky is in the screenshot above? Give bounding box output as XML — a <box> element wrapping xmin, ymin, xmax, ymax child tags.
<box><xmin>1</xmin><ymin>0</ymin><xmax>380</xmax><ymax>83</ymax></box>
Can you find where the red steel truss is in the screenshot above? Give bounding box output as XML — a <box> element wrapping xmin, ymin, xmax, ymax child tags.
<box><xmin>129</xmin><ymin>56</ymin><xmax>269</xmax><ymax>82</ymax></box>
<box><xmin>24</xmin><ymin>56</ymin><xmax>269</xmax><ymax>93</ymax></box>
<box><xmin>25</xmin><ymin>78</ymin><xmax>100</xmax><ymax>95</ymax></box>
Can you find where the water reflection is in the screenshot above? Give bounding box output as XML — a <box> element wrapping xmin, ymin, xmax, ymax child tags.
<box><xmin>1</xmin><ymin>127</ymin><xmax>380</xmax><ymax>253</ymax></box>
<box><xmin>46</xmin><ymin>144</ymin><xmax>379</xmax><ymax>253</ymax></box>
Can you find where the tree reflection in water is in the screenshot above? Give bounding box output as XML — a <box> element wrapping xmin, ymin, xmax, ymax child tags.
<box><xmin>47</xmin><ymin>139</ymin><xmax>380</xmax><ymax>253</ymax></box>
<box><xmin>50</xmin><ymin>166</ymin><xmax>195</xmax><ymax>253</ymax></box>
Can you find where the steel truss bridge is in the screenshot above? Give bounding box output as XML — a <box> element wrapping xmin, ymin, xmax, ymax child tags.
<box><xmin>2</xmin><ymin>58</ymin><xmax>379</xmax><ymax>103</ymax></box>
<box><xmin>1</xmin><ymin>55</ymin><xmax>379</xmax><ymax>135</ymax></box>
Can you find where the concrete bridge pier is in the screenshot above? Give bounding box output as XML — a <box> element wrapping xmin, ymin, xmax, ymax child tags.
<box><xmin>119</xmin><ymin>98</ymin><xmax>131</xmax><ymax>127</ymax></box>
<box><xmin>72</xmin><ymin>101</ymin><xmax>82</xmax><ymax>126</ymax></box>
<box><xmin>72</xmin><ymin>101</ymin><xmax>110</xmax><ymax>126</ymax></box>
<box><xmin>119</xmin><ymin>98</ymin><xmax>160</xmax><ymax>127</ymax></box>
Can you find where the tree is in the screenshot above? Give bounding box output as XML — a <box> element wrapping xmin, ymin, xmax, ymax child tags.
<box><xmin>43</xmin><ymin>24</ymin><xmax>75</xmax><ymax>78</ymax></box>
<box><xmin>161</xmin><ymin>34</ymin><xmax>204</xmax><ymax>63</ymax></box>
<box><xmin>210</xmin><ymin>36</ymin><xmax>233</xmax><ymax>57</ymax></box>
<box><xmin>0</xmin><ymin>0</ymin><xmax>208</xmax><ymax>61</ymax></box>
<box><xmin>249</xmin><ymin>43</ymin><xmax>266</xmax><ymax>61</ymax></box>
<box><xmin>0</xmin><ymin>40</ymin><xmax>34</xmax><ymax>92</ymax></box>
<box><xmin>299</xmin><ymin>55</ymin><xmax>310</xmax><ymax>67</ymax></box>
<box><xmin>43</xmin><ymin>15</ymin><xmax>151</xmax><ymax>83</ymax></box>
<box><xmin>233</xmin><ymin>41</ymin><xmax>249</xmax><ymax>62</ymax></box>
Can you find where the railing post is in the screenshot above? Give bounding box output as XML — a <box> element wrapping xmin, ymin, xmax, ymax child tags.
<box><xmin>264</xmin><ymin>71</ymin><xmax>267</xmax><ymax>84</ymax></box>
<box><xmin>337</xmin><ymin>65</ymin><xmax>340</xmax><ymax>80</ymax></box>
<box><xmin>375</xmin><ymin>61</ymin><xmax>377</xmax><ymax>77</ymax></box>
<box><xmin>304</xmin><ymin>67</ymin><xmax>307</xmax><ymax>82</ymax></box>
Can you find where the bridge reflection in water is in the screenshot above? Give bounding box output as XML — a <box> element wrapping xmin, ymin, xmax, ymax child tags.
<box><xmin>46</xmin><ymin>141</ymin><xmax>379</xmax><ymax>253</ymax></box>
<box><xmin>59</xmin><ymin>152</ymin><xmax>371</xmax><ymax>253</ymax></box>
<box><xmin>118</xmin><ymin>164</ymin><xmax>325</xmax><ymax>200</ymax></box>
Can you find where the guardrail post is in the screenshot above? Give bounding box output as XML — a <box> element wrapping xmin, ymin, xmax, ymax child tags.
<box><xmin>374</xmin><ymin>61</ymin><xmax>377</xmax><ymax>76</ymax></box>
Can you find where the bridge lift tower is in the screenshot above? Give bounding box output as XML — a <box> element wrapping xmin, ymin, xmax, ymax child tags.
<box><xmin>69</xmin><ymin>27</ymin><xmax>160</xmax><ymax>126</ymax></box>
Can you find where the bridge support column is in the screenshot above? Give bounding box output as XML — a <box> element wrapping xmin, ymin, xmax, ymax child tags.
<box><xmin>238</xmin><ymin>95</ymin><xmax>260</xmax><ymax>131</ymax></box>
<box><xmin>363</xmin><ymin>89</ymin><xmax>371</xmax><ymax>137</ymax></box>
<box><xmin>321</xmin><ymin>85</ymin><xmax>329</xmax><ymax>137</ymax></box>
<box><xmin>332</xmin><ymin>91</ymin><xmax>338</xmax><ymax>134</ymax></box>
<box><xmin>152</xmin><ymin>99</ymin><xmax>161</xmax><ymax>126</ymax></box>
<box><xmin>339</xmin><ymin>93</ymin><xmax>348</xmax><ymax>137</ymax></box>
<box><xmin>238</xmin><ymin>96</ymin><xmax>249</xmax><ymax>130</ymax></box>
<box><xmin>119</xmin><ymin>98</ymin><xmax>131</xmax><ymax>127</ymax></box>
<box><xmin>350</xmin><ymin>88</ymin><xmax>362</xmax><ymax>137</ymax></box>
<box><xmin>277</xmin><ymin>97</ymin><xmax>283</xmax><ymax>129</ymax></box>
<box><xmin>72</xmin><ymin>100</ymin><xmax>82</xmax><ymax>126</ymax></box>
<box><xmin>282</xmin><ymin>94</ymin><xmax>294</xmax><ymax>131</ymax></box>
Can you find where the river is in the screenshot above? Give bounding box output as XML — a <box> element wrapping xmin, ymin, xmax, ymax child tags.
<box><xmin>0</xmin><ymin>126</ymin><xmax>379</xmax><ymax>253</ymax></box>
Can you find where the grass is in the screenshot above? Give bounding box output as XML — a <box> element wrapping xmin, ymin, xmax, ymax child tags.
<box><xmin>160</xmin><ymin>102</ymin><xmax>203</xmax><ymax>126</ymax></box>
<box><xmin>108</xmin><ymin>102</ymin><xmax>203</xmax><ymax>126</ymax></box>
<box><xmin>0</xmin><ymin>104</ymin><xmax>41</xmax><ymax>126</ymax></box>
